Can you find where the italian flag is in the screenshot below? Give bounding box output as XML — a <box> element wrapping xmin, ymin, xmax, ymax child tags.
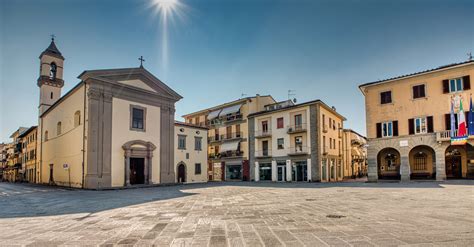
<box><xmin>458</xmin><ymin>98</ymin><xmax>467</xmax><ymax>137</ymax></box>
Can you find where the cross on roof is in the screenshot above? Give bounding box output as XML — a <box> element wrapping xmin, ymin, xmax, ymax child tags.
<box><xmin>139</xmin><ymin>56</ymin><xmax>145</xmax><ymax>68</ymax></box>
<box><xmin>468</xmin><ymin>52</ymin><xmax>473</xmax><ymax>61</ymax></box>
<box><xmin>50</xmin><ymin>34</ymin><xmax>56</xmax><ymax>41</ymax></box>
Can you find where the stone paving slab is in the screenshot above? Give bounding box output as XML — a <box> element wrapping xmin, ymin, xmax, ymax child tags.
<box><xmin>0</xmin><ymin>181</ymin><xmax>473</xmax><ymax>246</ymax></box>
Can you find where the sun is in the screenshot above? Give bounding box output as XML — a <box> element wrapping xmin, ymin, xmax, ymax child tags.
<box><xmin>153</xmin><ymin>0</ymin><xmax>177</xmax><ymax>11</ymax></box>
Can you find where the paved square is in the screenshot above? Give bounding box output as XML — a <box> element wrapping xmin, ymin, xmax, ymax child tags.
<box><xmin>0</xmin><ymin>181</ymin><xmax>473</xmax><ymax>246</ymax></box>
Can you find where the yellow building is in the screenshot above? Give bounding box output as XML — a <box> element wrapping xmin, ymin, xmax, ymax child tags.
<box><xmin>19</xmin><ymin>126</ymin><xmax>38</xmax><ymax>183</ymax></box>
<box><xmin>36</xmin><ymin>38</ymin><xmax>182</xmax><ymax>189</ymax></box>
<box><xmin>4</xmin><ymin>127</ymin><xmax>28</xmax><ymax>182</ymax></box>
<box><xmin>248</xmin><ymin>99</ymin><xmax>346</xmax><ymax>182</ymax></box>
<box><xmin>182</xmin><ymin>95</ymin><xmax>276</xmax><ymax>181</ymax></box>
<box><xmin>342</xmin><ymin>129</ymin><xmax>367</xmax><ymax>179</ymax></box>
<box><xmin>174</xmin><ymin>121</ymin><xmax>208</xmax><ymax>183</ymax></box>
<box><xmin>359</xmin><ymin>60</ymin><xmax>474</xmax><ymax>181</ymax></box>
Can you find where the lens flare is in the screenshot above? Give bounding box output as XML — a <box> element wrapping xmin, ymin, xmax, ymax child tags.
<box><xmin>147</xmin><ymin>0</ymin><xmax>189</xmax><ymax>74</ymax></box>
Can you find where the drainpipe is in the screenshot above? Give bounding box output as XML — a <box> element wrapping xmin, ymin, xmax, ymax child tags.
<box><xmin>81</xmin><ymin>82</ymin><xmax>87</xmax><ymax>189</ymax></box>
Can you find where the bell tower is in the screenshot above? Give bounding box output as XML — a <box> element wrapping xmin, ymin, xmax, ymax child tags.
<box><xmin>38</xmin><ymin>36</ymin><xmax>65</xmax><ymax>115</ymax></box>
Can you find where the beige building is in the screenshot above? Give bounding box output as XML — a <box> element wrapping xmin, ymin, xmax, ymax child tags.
<box><xmin>174</xmin><ymin>121</ymin><xmax>208</xmax><ymax>183</ymax></box>
<box><xmin>359</xmin><ymin>60</ymin><xmax>474</xmax><ymax>181</ymax></box>
<box><xmin>4</xmin><ymin>128</ymin><xmax>28</xmax><ymax>182</ymax></box>
<box><xmin>248</xmin><ymin>99</ymin><xmax>346</xmax><ymax>182</ymax></box>
<box><xmin>36</xmin><ymin>38</ymin><xmax>182</xmax><ymax>189</ymax></box>
<box><xmin>19</xmin><ymin>126</ymin><xmax>38</xmax><ymax>183</ymax></box>
<box><xmin>342</xmin><ymin>129</ymin><xmax>367</xmax><ymax>178</ymax></box>
<box><xmin>182</xmin><ymin>95</ymin><xmax>275</xmax><ymax>181</ymax></box>
<box><xmin>0</xmin><ymin>143</ymin><xmax>9</xmax><ymax>181</ymax></box>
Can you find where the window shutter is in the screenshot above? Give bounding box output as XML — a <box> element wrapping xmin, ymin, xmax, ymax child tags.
<box><xmin>408</xmin><ymin>118</ymin><xmax>415</xmax><ymax>135</ymax></box>
<box><xmin>442</xmin><ymin>79</ymin><xmax>449</xmax><ymax>93</ymax></box>
<box><xmin>427</xmin><ymin>116</ymin><xmax>434</xmax><ymax>133</ymax></box>
<box><xmin>420</xmin><ymin>85</ymin><xmax>426</xmax><ymax>97</ymax></box>
<box><xmin>463</xmin><ymin>76</ymin><xmax>470</xmax><ymax>90</ymax></box>
<box><xmin>445</xmin><ymin>114</ymin><xmax>451</xmax><ymax>130</ymax></box>
<box><xmin>393</xmin><ymin>121</ymin><xmax>399</xmax><ymax>136</ymax></box>
<box><xmin>376</xmin><ymin>123</ymin><xmax>382</xmax><ymax>138</ymax></box>
<box><xmin>412</xmin><ymin>86</ymin><xmax>418</xmax><ymax>99</ymax></box>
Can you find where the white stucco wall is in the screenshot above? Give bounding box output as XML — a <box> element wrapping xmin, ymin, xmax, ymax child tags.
<box><xmin>110</xmin><ymin>98</ymin><xmax>161</xmax><ymax>187</ymax></box>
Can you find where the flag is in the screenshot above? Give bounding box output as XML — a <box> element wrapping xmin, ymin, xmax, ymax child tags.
<box><xmin>469</xmin><ymin>94</ymin><xmax>474</xmax><ymax>136</ymax></box>
<box><xmin>450</xmin><ymin>98</ymin><xmax>455</xmax><ymax>137</ymax></box>
<box><xmin>458</xmin><ymin>97</ymin><xmax>467</xmax><ymax>137</ymax></box>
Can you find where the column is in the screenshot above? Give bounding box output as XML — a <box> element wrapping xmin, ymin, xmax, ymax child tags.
<box><xmin>286</xmin><ymin>160</ymin><xmax>292</xmax><ymax>182</ymax></box>
<box><xmin>400</xmin><ymin>155</ymin><xmax>410</xmax><ymax>182</ymax></box>
<box><xmin>144</xmin><ymin>156</ymin><xmax>149</xmax><ymax>184</ymax></box>
<box><xmin>435</xmin><ymin>149</ymin><xmax>446</xmax><ymax>181</ymax></box>
<box><xmin>271</xmin><ymin>160</ymin><xmax>277</xmax><ymax>182</ymax></box>
<box><xmin>125</xmin><ymin>150</ymin><xmax>131</xmax><ymax>186</ymax></box>
<box><xmin>254</xmin><ymin>162</ymin><xmax>260</xmax><ymax>182</ymax></box>
<box><xmin>307</xmin><ymin>158</ymin><xmax>312</xmax><ymax>182</ymax></box>
<box><xmin>367</xmin><ymin>156</ymin><xmax>378</xmax><ymax>182</ymax></box>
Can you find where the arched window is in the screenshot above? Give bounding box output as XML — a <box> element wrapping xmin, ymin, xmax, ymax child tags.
<box><xmin>57</xmin><ymin>122</ymin><xmax>62</xmax><ymax>136</ymax></box>
<box><xmin>44</xmin><ymin>131</ymin><xmax>49</xmax><ymax>141</ymax></box>
<box><xmin>50</xmin><ymin>62</ymin><xmax>57</xmax><ymax>79</ymax></box>
<box><xmin>413</xmin><ymin>152</ymin><xmax>427</xmax><ymax>171</ymax></box>
<box><xmin>74</xmin><ymin>111</ymin><xmax>81</xmax><ymax>127</ymax></box>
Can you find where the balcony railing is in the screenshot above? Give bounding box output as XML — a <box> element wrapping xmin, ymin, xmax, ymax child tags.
<box><xmin>323</xmin><ymin>124</ymin><xmax>329</xmax><ymax>133</ymax></box>
<box><xmin>220</xmin><ymin>150</ymin><xmax>244</xmax><ymax>158</ymax></box>
<box><xmin>287</xmin><ymin>123</ymin><xmax>307</xmax><ymax>134</ymax></box>
<box><xmin>208</xmin><ymin>135</ymin><xmax>222</xmax><ymax>143</ymax></box>
<box><xmin>255</xmin><ymin>130</ymin><xmax>272</xmax><ymax>138</ymax></box>
<box><xmin>222</xmin><ymin>132</ymin><xmax>243</xmax><ymax>141</ymax></box>
<box><xmin>209</xmin><ymin>153</ymin><xmax>220</xmax><ymax>159</ymax></box>
<box><xmin>208</xmin><ymin>113</ymin><xmax>244</xmax><ymax>126</ymax></box>
<box><xmin>436</xmin><ymin>130</ymin><xmax>474</xmax><ymax>141</ymax></box>
<box><xmin>288</xmin><ymin>146</ymin><xmax>309</xmax><ymax>156</ymax></box>
<box><xmin>255</xmin><ymin>149</ymin><xmax>272</xmax><ymax>158</ymax></box>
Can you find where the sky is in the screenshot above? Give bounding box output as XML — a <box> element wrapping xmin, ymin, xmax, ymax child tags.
<box><xmin>1</xmin><ymin>0</ymin><xmax>473</xmax><ymax>142</ymax></box>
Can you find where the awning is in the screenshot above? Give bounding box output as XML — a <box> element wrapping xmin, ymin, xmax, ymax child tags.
<box><xmin>220</xmin><ymin>140</ymin><xmax>240</xmax><ymax>152</ymax></box>
<box><xmin>208</xmin><ymin>109</ymin><xmax>222</xmax><ymax>120</ymax></box>
<box><xmin>219</xmin><ymin>104</ymin><xmax>243</xmax><ymax>116</ymax></box>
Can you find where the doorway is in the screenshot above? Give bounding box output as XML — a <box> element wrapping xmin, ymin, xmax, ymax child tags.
<box><xmin>277</xmin><ymin>165</ymin><xmax>286</xmax><ymax>182</ymax></box>
<box><xmin>177</xmin><ymin>163</ymin><xmax>186</xmax><ymax>183</ymax></box>
<box><xmin>130</xmin><ymin>158</ymin><xmax>145</xmax><ymax>185</ymax></box>
<box><xmin>446</xmin><ymin>151</ymin><xmax>462</xmax><ymax>179</ymax></box>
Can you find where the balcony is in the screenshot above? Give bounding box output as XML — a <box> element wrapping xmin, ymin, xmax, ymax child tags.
<box><xmin>288</xmin><ymin>146</ymin><xmax>309</xmax><ymax>156</ymax></box>
<box><xmin>322</xmin><ymin>145</ymin><xmax>330</xmax><ymax>155</ymax></box>
<box><xmin>208</xmin><ymin>135</ymin><xmax>222</xmax><ymax>143</ymax></box>
<box><xmin>287</xmin><ymin>123</ymin><xmax>307</xmax><ymax>134</ymax></box>
<box><xmin>208</xmin><ymin>153</ymin><xmax>220</xmax><ymax>160</ymax></box>
<box><xmin>255</xmin><ymin>149</ymin><xmax>272</xmax><ymax>158</ymax></box>
<box><xmin>436</xmin><ymin>130</ymin><xmax>474</xmax><ymax>142</ymax></box>
<box><xmin>222</xmin><ymin>132</ymin><xmax>243</xmax><ymax>141</ymax></box>
<box><xmin>255</xmin><ymin>130</ymin><xmax>272</xmax><ymax>138</ymax></box>
<box><xmin>220</xmin><ymin>150</ymin><xmax>244</xmax><ymax>159</ymax></box>
<box><xmin>208</xmin><ymin>113</ymin><xmax>244</xmax><ymax>126</ymax></box>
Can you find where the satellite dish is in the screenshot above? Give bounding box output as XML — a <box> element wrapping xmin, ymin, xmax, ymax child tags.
<box><xmin>293</xmin><ymin>98</ymin><xmax>297</xmax><ymax>103</ymax></box>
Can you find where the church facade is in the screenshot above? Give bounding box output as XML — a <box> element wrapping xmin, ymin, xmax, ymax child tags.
<box><xmin>36</xmin><ymin>39</ymin><xmax>182</xmax><ymax>189</ymax></box>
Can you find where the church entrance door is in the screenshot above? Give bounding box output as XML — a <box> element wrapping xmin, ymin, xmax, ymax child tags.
<box><xmin>130</xmin><ymin>158</ymin><xmax>145</xmax><ymax>185</ymax></box>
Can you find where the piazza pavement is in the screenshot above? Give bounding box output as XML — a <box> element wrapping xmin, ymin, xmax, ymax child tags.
<box><xmin>0</xmin><ymin>181</ymin><xmax>473</xmax><ymax>247</ymax></box>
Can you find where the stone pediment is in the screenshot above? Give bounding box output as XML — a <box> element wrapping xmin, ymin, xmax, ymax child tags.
<box><xmin>78</xmin><ymin>67</ymin><xmax>182</xmax><ymax>101</ymax></box>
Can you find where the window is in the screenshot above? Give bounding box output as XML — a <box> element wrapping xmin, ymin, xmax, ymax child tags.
<box><xmin>195</xmin><ymin>163</ymin><xmax>201</xmax><ymax>175</ymax></box>
<box><xmin>277</xmin><ymin>138</ymin><xmax>284</xmax><ymax>149</ymax></box>
<box><xmin>44</xmin><ymin>131</ymin><xmax>49</xmax><ymax>141</ymax></box>
<box><xmin>415</xmin><ymin>117</ymin><xmax>427</xmax><ymax>134</ymax></box>
<box><xmin>74</xmin><ymin>111</ymin><xmax>81</xmax><ymax>127</ymax></box>
<box><xmin>130</xmin><ymin>106</ymin><xmax>146</xmax><ymax>131</ymax></box>
<box><xmin>226</xmin><ymin>126</ymin><xmax>232</xmax><ymax>139</ymax></box>
<box><xmin>178</xmin><ymin>135</ymin><xmax>186</xmax><ymax>150</ymax></box>
<box><xmin>294</xmin><ymin>114</ymin><xmax>302</xmax><ymax>126</ymax></box>
<box><xmin>236</xmin><ymin>124</ymin><xmax>241</xmax><ymax>137</ymax></box>
<box><xmin>50</xmin><ymin>62</ymin><xmax>57</xmax><ymax>79</ymax></box>
<box><xmin>382</xmin><ymin>121</ymin><xmax>393</xmax><ymax>137</ymax></box>
<box><xmin>56</xmin><ymin>122</ymin><xmax>62</xmax><ymax>136</ymax></box>
<box><xmin>329</xmin><ymin>118</ymin><xmax>332</xmax><ymax>128</ymax></box>
<box><xmin>329</xmin><ymin>138</ymin><xmax>332</xmax><ymax>149</ymax></box>
<box><xmin>333</xmin><ymin>119</ymin><xmax>336</xmax><ymax>130</ymax></box>
<box><xmin>380</xmin><ymin>91</ymin><xmax>392</xmax><ymax>104</ymax></box>
<box><xmin>194</xmin><ymin>137</ymin><xmax>202</xmax><ymax>151</ymax></box>
<box><xmin>262</xmin><ymin>120</ymin><xmax>269</xmax><ymax>133</ymax></box>
<box><xmin>449</xmin><ymin>78</ymin><xmax>463</xmax><ymax>92</ymax></box>
<box><xmin>277</xmin><ymin>117</ymin><xmax>284</xmax><ymax>129</ymax></box>
<box><xmin>413</xmin><ymin>152</ymin><xmax>427</xmax><ymax>171</ymax></box>
<box><xmin>413</xmin><ymin>85</ymin><xmax>426</xmax><ymax>99</ymax></box>
<box><xmin>50</xmin><ymin>92</ymin><xmax>53</xmax><ymax>99</ymax></box>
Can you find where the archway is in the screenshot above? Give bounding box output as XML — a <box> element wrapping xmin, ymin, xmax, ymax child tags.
<box><xmin>177</xmin><ymin>162</ymin><xmax>186</xmax><ymax>183</ymax></box>
<box><xmin>409</xmin><ymin>145</ymin><xmax>436</xmax><ymax>179</ymax></box>
<box><xmin>122</xmin><ymin>140</ymin><xmax>156</xmax><ymax>186</ymax></box>
<box><xmin>377</xmin><ymin>148</ymin><xmax>401</xmax><ymax>180</ymax></box>
<box><xmin>445</xmin><ymin>143</ymin><xmax>474</xmax><ymax>179</ymax></box>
